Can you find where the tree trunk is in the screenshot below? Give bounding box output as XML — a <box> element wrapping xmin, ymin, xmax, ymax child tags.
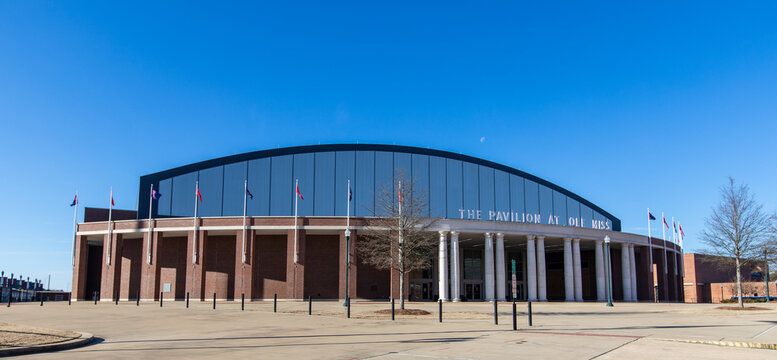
<box><xmin>736</xmin><ymin>256</ymin><xmax>743</xmax><ymax>308</ymax></box>
<box><xmin>399</xmin><ymin>269</ymin><xmax>405</xmax><ymax>310</ymax></box>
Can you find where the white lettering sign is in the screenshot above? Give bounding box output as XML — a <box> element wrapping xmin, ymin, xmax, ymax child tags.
<box><xmin>459</xmin><ymin>208</ymin><xmax>611</xmax><ymax>230</ymax></box>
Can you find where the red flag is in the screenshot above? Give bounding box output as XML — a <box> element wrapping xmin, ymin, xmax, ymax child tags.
<box><xmin>196</xmin><ymin>187</ymin><xmax>203</xmax><ymax>202</ymax></box>
<box><xmin>679</xmin><ymin>225</ymin><xmax>685</xmax><ymax>237</ymax></box>
<box><xmin>111</xmin><ymin>195</ymin><xmax>115</xmax><ymax>207</ymax></box>
<box><xmin>397</xmin><ymin>183</ymin><xmax>402</xmax><ymax>203</ymax></box>
<box><xmin>663</xmin><ymin>216</ymin><xmax>669</xmax><ymax>229</ymax></box>
<box><xmin>296</xmin><ymin>184</ymin><xmax>304</xmax><ymax>200</ymax></box>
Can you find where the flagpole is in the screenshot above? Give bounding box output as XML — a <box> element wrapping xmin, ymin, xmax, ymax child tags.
<box><xmin>193</xmin><ymin>181</ymin><xmax>199</xmax><ymax>264</ymax></box>
<box><xmin>147</xmin><ymin>184</ymin><xmax>153</xmax><ymax>264</ymax></box>
<box><xmin>242</xmin><ymin>180</ymin><xmax>247</xmax><ymax>264</ymax></box>
<box><xmin>71</xmin><ymin>191</ymin><xmax>78</xmax><ymax>267</ymax></box>
<box><xmin>678</xmin><ymin>222</ymin><xmax>684</xmax><ymax>277</ymax></box>
<box><xmin>294</xmin><ymin>179</ymin><xmax>299</xmax><ymax>264</ymax></box>
<box><xmin>672</xmin><ymin>216</ymin><xmax>677</xmax><ymax>275</ymax></box>
<box><xmin>647</xmin><ymin>208</ymin><xmax>653</xmax><ymax>281</ymax></box>
<box><xmin>107</xmin><ymin>187</ymin><xmax>113</xmax><ymax>265</ymax></box>
<box><xmin>344</xmin><ymin>179</ymin><xmax>351</xmax><ymax>307</ymax></box>
<box><xmin>661</xmin><ymin>212</ymin><xmax>667</xmax><ymax>274</ymax></box>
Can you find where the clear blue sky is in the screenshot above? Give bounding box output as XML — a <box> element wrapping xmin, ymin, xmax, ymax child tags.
<box><xmin>1</xmin><ymin>2</ymin><xmax>775</xmax><ymax>291</ymax></box>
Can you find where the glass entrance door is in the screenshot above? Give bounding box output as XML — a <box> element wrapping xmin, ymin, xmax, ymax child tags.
<box><xmin>464</xmin><ymin>282</ymin><xmax>482</xmax><ymax>301</ymax></box>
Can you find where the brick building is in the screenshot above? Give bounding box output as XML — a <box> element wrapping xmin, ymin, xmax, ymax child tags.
<box><xmin>72</xmin><ymin>144</ymin><xmax>685</xmax><ymax>303</ymax></box>
<box><xmin>683</xmin><ymin>253</ymin><xmax>773</xmax><ymax>303</ymax></box>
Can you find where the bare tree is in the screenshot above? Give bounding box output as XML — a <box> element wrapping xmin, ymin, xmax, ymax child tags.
<box><xmin>700</xmin><ymin>177</ymin><xmax>771</xmax><ymax>307</ymax></box>
<box><xmin>358</xmin><ymin>170</ymin><xmax>438</xmax><ymax>309</ymax></box>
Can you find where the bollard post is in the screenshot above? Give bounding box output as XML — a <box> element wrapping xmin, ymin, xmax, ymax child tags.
<box><xmin>494</xmin><ymin>300</ymin><xmax>498</xmax><ymax>325</ymax></box>
<box><xmin>241</xmin><ymin>293</ymin><xmax>245</xmax><ymax>311</ymax></box>
<box><xmin>308</xmin><ymin>296</ymin><xmax>312</xmax><ymax>315</ymax></box>
<box><xmin>160</xmin><ymin>291</ymin><xmax>163</xmax><ymax>307</ymax></box>
<box><xmin>213</xmin><ymin>293</ymin><xmax>216</xmax><ymax>310</ymax></box>
<box><xmin>528</xmin><ymin>301</ymin><xmax>533</xmax><ymax>327</ymax></box>
<box><xmin>68</xmin><ymin>296</ymin><xmax>71</xmax><ymax>306</ymax></box>
<box><xmin>94</xmin><ymin>291</ymin><xmax>98</xmax><ymax>305</ymax></box>
<box><xmin>115</xmin><ymin>291</ymin><xmax>119</xmax><ymax>305</ymax></box>
<box><xmin>438</xmin><ymin>299</ymin><xmax>443</xmax><ymax>323</ymax></box>
<box><xmin>347</xmin><ymin>298</ymin><xmax>351</xmax><ymax>319</ymax></box>
<box><xmin>273</xmin><ymin>293</ymin><xmax>277</xmax><ymax>313</ymax></box>
<box><xmin>136</xmin><ymin>291</ymin><xmax>140</xmax><ymax>306</ymax></box>
<box><xmin>40</xmin><ymin>296</ymin><xmax>44</xmax><ymax>306</ymax></box>
<box><xmin>186</xmin><ymin>292</ymin><xmax>189</xmax><ymax>308</ymax></box>
<box><xmin>391</xmin><ymin>298</ymin><xmax>395</xmax><ymax>320</ymax></box>
<box><xmin>512</xmin><ymin>300</ymin><xmax>517</xmax><ymax>330</ymax></box>
<box><xmin>7</xmin><ymin>293</ymin><xmax>10</xmax><ymax>307</ymax></box>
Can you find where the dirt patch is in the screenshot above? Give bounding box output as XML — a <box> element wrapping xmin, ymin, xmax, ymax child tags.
<box><xmin>0</xmin><ymin>323</ymin><xmax>80</xmax><ymax>348</ymax></box>
<box><xmin>714</xmin><ymin>306</ymin><xmax>770</xmax><ymax>311</ymax></box>
<box><xmin>374</xmin><ymin>309</ymin><xmax>431</xmax><ymax>316</ymax></box>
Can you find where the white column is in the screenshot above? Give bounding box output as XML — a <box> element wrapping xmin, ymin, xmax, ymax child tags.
<box><xmin>595</xmin><ymin>240</ymin><xmax>606</xmax><ymax>301</ymax></box>
<box><xmin>629</xmin><ymin>244</ymin><xmax>638</xmax><ymax>301</ymax></box>
<box><xmin>450</xmin><ymin>231</ymin><xmax>461</xmax><ymax>302</ymax></box>
<box><xmin>621</xmin><ymin>244</ymin><xmax>632</xmax><ymax>302</ymax></box>
<box><xmin>484</xmin><ymin>233</ymin><xmax>495</xmax><ymax>302</ymax></box>
<box><xmin>526</xmin><ymin>236</ymin><xmax>537</xmax><ymax>301</ymax></box>
<box><xmin>564</xmin><ymin>238</ymin><xmax>574</xmax><ymax>301</ymax></box>
<box><xmin>438</xmin><ymin>231</ymin><xmax>448</xmax><ymax>302</ymax></box>
<box><xmin>495</xmin><ymin>233</ymin><xmax>506</xmax><ymax>301</ymax></box>
<box><xmin>536</xmin><ymin>236</ymin><xmax>547</xmax><ymax>301</ymax></box>
<box><xmin>573</xmin><ymin>238</ymin><xmax>583</xmax><ymax>301</ymax></box>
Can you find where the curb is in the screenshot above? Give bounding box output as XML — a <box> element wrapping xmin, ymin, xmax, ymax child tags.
<box><xmin>0</xmin><ymin>332</ymin><xmax>94</xmax><ymax>357</ymax></box>
<box><xmin>655</xmin><ymin>337</ymin><xmax>777</xmax><ymax>351</ymax></box>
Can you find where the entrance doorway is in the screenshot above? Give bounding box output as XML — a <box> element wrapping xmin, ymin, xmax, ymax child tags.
<box><xmin>464</xmin><ymin>282</ymin><xmax>482</xmax><ymax>300</ymax></box>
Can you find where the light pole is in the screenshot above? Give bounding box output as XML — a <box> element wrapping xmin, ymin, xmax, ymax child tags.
<box><xmin>604</xmin><ymin>235</ymin><xmax>613</xmax><ymax>307</ymax></box>
<box><xmin>764</xmin><ymin>248</ymin><xmax>770</xmax><ymax>303</ymax></box>
<box><xmin>343</xmin><ymin>228</ymin><xmax>351</xmax><ymax>307</ymax></box>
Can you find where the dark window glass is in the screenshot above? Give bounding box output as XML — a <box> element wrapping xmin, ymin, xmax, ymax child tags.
<box><xmin>247</xmin><ymin>158</ymin><xmax>271</xmax><ymax>216</ymax></box>
<box><xmin>580</xmin><ymin>204</ymin><xmax>594</xmax><ymax>228</ymax></box>
<box><xmin>223</xmin><ymin>161</ymin><xmax>247</xmax><ymax>216</ymax></box>
<box><xmin>293</xmin><ymin>153</ymin><xmax>315</xmax><ymax>216</ymax></box>
<box><xmin>462</xmin><ymin>162</ymin><xmax>478</xmax><ymax>213</ymax></box>
<box><xmin>314</xmin><ymin>152</ymin><xmax>335</xmax><ymax>216</ymax></box>
<box><xmin>411</xmin><ymin>154</ymin><xmax>430</xmax><ymax>217</ymax></box>
<box><xmin>429</xmin><ymin>156</ymin><xmax>446</xmax><ymax>218</ymax></box>
<box><xmin>270</xmin><ymin>155</ymin><xmax>293</xmax><ymax>216</ymax></box>
<box><xmin>509</xmin><ymin>175</ymin><xmax>525</xmax><ymax>217</ymax></box>
<box><xmin>552</xmin><ymin>190</ymin><xmax>567</xmax><ymax>227</ymax></box>
<box><xmin>479</xmin><ymin>165</ymin><xmax>495</xmax><ymax>219</ymax></box>
<box><xmin>524</xmin><ymin>179</ymin><xmax>540</xmax><ymax>219</ymax></box>
<box><xmin>394</xmin><ymin>152</ymin><xmax>411</xmax><ymax>205</ymax></box>
<box><xmin>445</xmin><ymin>159</ymin><xmax>462</xmax><ymax>218</ymax></box>
<box><xmin>494</xmin><ymin>170</ymin><xmax>510</xmax><ymax>218</ymax></box>
<box><xmin>335</xmin><ymin>151</ymin><xmax>356</xmax><ymax>216</ymax></box>
<box><xmin>374</xmin><ymin>151</ymin><xmax>393</xmax><ymax>215</ymax></box>
<box><xmin>538</xmin><ymin>184</ymin><xmax>553</xmax><ymax>225</ymax></box>
<box><xmin>463</xmin><ymin>249</ymin><xmax>483</xmax><ymax>280</ymax></box>
<box><xmin>567</xmin><ymin>197</ymin><xmax>581</xmax><ymax>226</ymax></box>
<box><xmin>171</xmin><ymin>172</ymin><xmax>196</xmax><ymax>217</ymax></box>
<box><xmin>354</xmin><ymin>151</ymin><xmax>374</xmax><ymax>216</ymax></box>
<box><xmin>198</xmin><ymin>166</ymin><xmax>223</xmax><ymax>217</ymax></box>
<box><xmin>157</xmin><ymin>178</ymin><xmax>172</xmax><ymax>216</ymax></box>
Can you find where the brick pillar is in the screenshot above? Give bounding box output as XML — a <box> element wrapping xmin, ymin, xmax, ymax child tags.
<box><xmin>235</xmin><ymin>229</ymin><xmax>254</xmax><ymax>300</ymax></box>
<box><xmin>186</xmin><ymin>228</ymin><xmax>206</xmax><ymax>300</ymax></box>
<box><xmin>339</xmin><ymin>229</ymin><xmax>357</xmax><ymax>300</ymax></box>
<box><xmin>140</xmin><ymin>230</ymin><xmax>160</xmax><ymax>300</ymax></box>
<box><xmin>72</xmin><ymin>234</ymin><xmax>88</xmax><ymax>300</ymax></box>
<box><xmin>100</xmin><ymin>233</ymin><xmax>123</xmax><ymax>301</ymax></box>
<box><xmin>286</xmin><ymin>228</ymin><xmax>305</xmax><ymax>299</ymax></box>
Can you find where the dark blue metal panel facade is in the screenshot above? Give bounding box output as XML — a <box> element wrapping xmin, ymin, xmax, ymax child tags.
<box><xmin>138</xmin><ymin>144</ymin><xmax>620</xmax><ymax>231</ymax></box>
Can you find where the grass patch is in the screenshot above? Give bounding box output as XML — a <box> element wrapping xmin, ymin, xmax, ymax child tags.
<box><xmin>374</xmin><ymin>309</ymin><xmax>431</xmax><ymax>316</ymax></box>
<box><xmin>714</xmin><ymin>306</ymin><xmax>770</xmax><ymax>311</ymax></box>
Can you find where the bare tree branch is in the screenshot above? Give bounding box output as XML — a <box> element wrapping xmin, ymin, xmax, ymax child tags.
<box><xmin>699</xmin><ymin>177</ymin><xmax>771</xmax><ymax>307</ymax></box>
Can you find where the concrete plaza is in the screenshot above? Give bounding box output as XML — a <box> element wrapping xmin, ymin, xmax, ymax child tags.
<box><xmin>2</xmin><ymin>300</ymin><xmax>776</xmax><ymax>359</ymax></box>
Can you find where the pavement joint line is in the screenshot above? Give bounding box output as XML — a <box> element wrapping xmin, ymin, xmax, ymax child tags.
<box><xmin>589</xmin><ymin>337</ymin><xmax>641</xmax><ymax>360</ymax></box>
<box><xmin>654</xmin><ymin>337</ymin><xmax>777</xmax><ymax>350</ymax></box>
<box><xmin>516</xmin><ymin>330</ymin><xmax>643</xmax><ymax>339</ymax></box>
<box><xmin>753</xmin><ymin>324</ymin><xmax>777</xmax><ymax>339</ymax></box>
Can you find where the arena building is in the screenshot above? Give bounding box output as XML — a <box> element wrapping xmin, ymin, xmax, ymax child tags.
<box><xmin>71</xmin><ymin>144</ymin><xmax>684</xmax><ymax>302</ymax></box>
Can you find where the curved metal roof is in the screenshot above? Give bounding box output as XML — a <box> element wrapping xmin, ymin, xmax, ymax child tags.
<box><xmin>138</xmin><ymin>144</ymin><xmax>620</xmax><ymax>231</ymax></box>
